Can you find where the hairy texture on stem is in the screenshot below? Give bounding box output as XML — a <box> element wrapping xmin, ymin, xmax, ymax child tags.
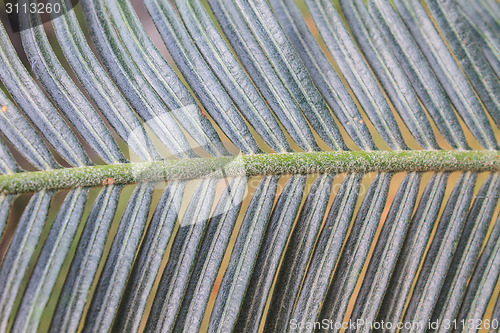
<box><xmin>0</xmin><ymin>150</ymin><xmax>498</xmax><ymax>194</ymax></box>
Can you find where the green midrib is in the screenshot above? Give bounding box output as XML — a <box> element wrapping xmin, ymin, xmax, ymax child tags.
<box><xmin>1</xmin><ymin>150</ymin><xmax>498</xmax><ymax>194</ymax></box>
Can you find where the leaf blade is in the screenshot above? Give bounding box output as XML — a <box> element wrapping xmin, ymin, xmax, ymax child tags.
<box><xmin>208</xmin><ymin>175</ymin><xmax>278</xmax><ymax>332</ymax></box>
<box><xmin>0</xmin><ymin>190</ymin><xmax>54</xmax><ymax>332</ymax></box>
<box><xmin>83</xmin><ymin>183</ymin><xmax>154</xmax><ymax>332</ymax></box>
<box><xmin>174</xmin><ymin>177</ymin><xmax>247</xmax><ymax>332</ymax></box>
<box><xmin>49</xmin><ymin>185</ymin><xmax>122</xmax><ymax>333</ymax></box>
<box><xmin>306</xmin><ymin>0</ymin><xmax>407</xmax><ymax>150</ymax></box>
<box><xmin>12</xmin><ymin>187</ymin><xmax>90</xmax><ymax>332</ymax></box>
<box><xmin>144</xmin><ymin>178</ymin><xmax>219</xmax><ymax>332</ymax></box>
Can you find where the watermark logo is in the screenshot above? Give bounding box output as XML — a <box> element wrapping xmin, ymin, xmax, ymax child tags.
<box><xmin>3</xmin><ymin>0</ymin><xmax>79</xmax><ymax>32</ymax></box>
<box><xmin>289</xmin><ymin>318</ymin><xmax>499</xmax><ymax>331</ymax></box>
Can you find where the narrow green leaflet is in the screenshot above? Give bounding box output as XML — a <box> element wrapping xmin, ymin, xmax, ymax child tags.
<box><xmin>268</xmin><ymin>0</ymin><xmax>375</xmax><ymax>150</ymax></box>
<box><xmin>0</xmin><ymin>22</ymin><xmax>90</xmax><ymax>167</ymax></box>
<box><xmin>402</xmin><ymin>172</ymin><xmax>477</xmax><ymax>330</ymax></box>
<box><xmin>478</xmin><ymin>0</ymin><xmax>500</xmax><ymax>25</ymax></box>
<box><xmin>113</xmin><ymin>181</ymin><xmax>185</xmax><ymax>332</ymax></box>
<box><xmin>394</xmin><ymin>0</ymin><xmax>497</xmax><ymax>150</ymax></box>
<box><xmin>265</xmin><ymin>174</ymin><xmax>334</xmax><ymax>332</ymax></box>
<box><xmin>145</xmin><ymin>178</ymin><xmax>218</xmax><ymax>332</ymax></box>
<box><xmin>425</xmin><ymin>0</ymin><xmax>500</xmax><ymax>129</ymax></box>
<box><xmin>80</xmin><ymin>0</ymin><xmax>197</xmax><ymax>159</ymax></box>
<box><xmin>492</xmin><ymin>286</ymin><xmax>500</xmax><ymax>332</ymax></box>
<box><xmin>12</xmin><ymin>187</ymin><xmax>89</xmax><ymax>332</ymax></box>
<box><xmin>319</xmin><ymin>173</ymin><xmax>392</xmax><ymax>331</ymax></box>
<box><xmin>368</xmin><ymin>0</ymin><xmax>469</xmax><ymax>150</ymax></box>
<box><xmin>377</xmin><ymin>173</ymin><xmax>448</xmax><ymax>330</ymax></box>
<box><xmin>208</xmin><ymin>176</ymin><xmax>278</xmax><ymax>332</ymax></box>
<box><xmin>97</xmin><ymin>0</ymin><xmax>228</xmax><ymax>157</ymax></box>
<box><xmin>456</xmin><ymin>213</ymin><xmax>500</xmax><ymax>327</ymax></box>
<box><xmin>175</xmin><ymin>0</ymin><xmax>291</xmax><ymax>153</ymax></box>
<box><xmin>348</xmin><ymin>173</ymin><xmax>421</xmax><ymax>331</ymax></box>
<box><xmin>306</xmin><ymin>0</ymin><xmax>407</xmax><ymax>150</ymax></box>
<box><xmin>220</xmin><ymin>0</ymin><xmax>346</xmax><ymax>151</ymax></box>
<box><xmin>18</xmin><ymin>4</ymin><xmax>126</xmax><ymax>164</ymax></box>
<box><xmin>480</xmin><ymin>0</ymin><xmax>500</xmax><ymax>21</ymax></box>
<box><xmin>174</xmin><ymin>177</ymin><xmax>247</xmax><ymax>332</ymax></box>
<box><xmin>0</xmin><ymin>139</ymin><xmax>19</xmax><ymax>174</ymax></box>
<box><xmin>235</xmin><ymin>175</ymin><xmax>306</xmax><ymax>332</ymax></box>
<box><xmin>0</xmin><ymin>190</ymin><xmax>54</xmax><ymax>332</ymax></box>
<box><xmin>0</xmin><ymin>90</ymin><xmax>59</xmax><ymax>170</ymax></box>
<box><xmin>48</xmin><ymin>0</ymin><xmax>160</xmax><ymax>162</ymax></box>
<box><xmin>0</xmin><ymin>144</ymin><xmax>14</xmax><ymax>240</ymax></box>
<box><xmin>291</xmin><ymin>174</ymin><xmax>361</xmax><ymax>326</ymax></box>
<box><xmin>208</xmin><ymin>0</ymin><xmax>320</xmax><ymax>152</ymax></box>
<box><xmin>340</xmin><ymin>0</ymin><xmax>439</xmax><ymax>150</ymax></box>
<box><xmin>83</xmin><ymin>183</ymin><xmax>154</xmax><ymax>332</ymax></box>
<box><xmin>457</xmin><ymin>0</ymin><xmax>500</xmax><ymax>81</ymax></box>
<box><xmin>143</xmin><ymin>0</ymin><xmax>261</xmax><ymax>154</ymax></box>
<box><xmin>0</xmin><ymin>193</ymin><xmax>15</xmax><ymax>241</ymax></box>
<box><xmin>431</xmin><ymin>174</ymin><xmax>500</xmax><ymax>330</ymax></box>
<box><xmin>458</xmin><ymin>0</ymin><xmax>500</xmax><ymax>40</ymax></box>
<box><xmin>50</xmin><ymin>185</ymin><xmax>122</xmax><ymax>333</ymax></box>
<box><xmin>459</xmin><ymin>0</ymin><xmax>499</xmax><ymax>33</ymax></box>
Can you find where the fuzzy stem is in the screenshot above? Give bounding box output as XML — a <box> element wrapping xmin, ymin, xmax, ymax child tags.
<box><xmin>1</xmin><ymin>150</ymin><xmax>498</xmax><ymax>194</ymax></box>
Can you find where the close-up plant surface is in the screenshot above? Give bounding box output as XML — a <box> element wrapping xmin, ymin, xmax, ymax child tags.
<box><xmin>0</xmin><ymin>0</ymin><xmax>499</xmax><ymax>332</ymax></box>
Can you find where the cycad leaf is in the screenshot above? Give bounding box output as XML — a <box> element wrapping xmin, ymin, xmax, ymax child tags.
<box><xmin>0</xmin><ymin>139</ymin><xmax>19</xmax><ymax>174</ymax></box>
<box><xmin>457</xmin><ymin>213</ymin><xmax>500</xmax><ymax>326</ymax></box>
<box><xmin>143</xmin><ymin>0</ymin><xmax>261</xmax><ymax>154</ymax></box>
<box><xmin>0</xmin><ymin>90</ymin><xmax>59</xmax><ymax>170</ymax></box>
<box><xmin>176</xmin><ymin>0</ymin><xmax>291</xmax><ymax>153</ymax></box>
<box><xmin>0</xmin><ymin>22</ymin><xmax>90</xmax><ymax>166</ymax></box>
<box><xmin>0</xmin><ymin>193</ymin><xmax>15</xmax><ymax>241</ymax></box>
<box><xmin>114</xmin><ymin>181</ymin><xmax>185</xmax><ymax>332</ymax></box>
<box><xmin>393</xmin><ymin>0</ymin><xmax>497</xmax><ymax>150</ymax></box>
<box><xmin>145</xmin><ymin>178</ymin><xmax>218</xmax><ymax>332</ymax></box>
<box><xmin>95</xmin><ymin>0</ymin><xmax>227</xmax><ymax>158</ymax></box>
<box><xmin>457</xmin><ymin>0</ymin><xmax>500</xmax><ymax>81</ymax></box>
<box><xmin>268</xmin><ymin>0</ymin><xmax>376</xmax><ymax>151</ymax></box>
<box><xmin>481</xmin><ymin>0</ymin><xmax>500</xmax><ymax>21</ymax></box>
<box><xmin>0</xmin><ymin>1</ymin><xmax>498</xmax><ymax>332</ymax></box>
<box><xmin>291</xmin><ymin>173</ymin><xmax>361</xmax><ymax>325</ymax></box>
<box><xmin>377</xmin><ymin>172</ymin><xmax>449</xmax><ymax>326</ymax></box>
<box><xmin>425</xmin><ymin>0</ymin><xmax>500</xmax><ymax>128</ymax></box>
<box><xmin>0</xmin><ymin>190</ymin><xmax>54</xmax><ymax>332</ymax></box>
<box><xmin>494</xmin><ymin>305</ymin><xmax>500</xmax><ymax>333</ymax></box>
<box><xmin>208</xmin><ymin>0</ymin><xmax>320</xmax><ymax>152</ymax></box>
<box><xmin>48</xmin><ymin>0</ymin><xmax>160</xmax><ymax>162</ymax></box>
<box><xmin>306</xmin><ymin>0</ymin><xmax>407</xmax><ymax>150</ymax></box>
<box><xmin>235</xmin><ymin>175</ymin><xmax>306</xmax><ymax>332</ymax></box>
<box><xmin>368</xmin><ymin>0</ymin><xmax>469</xmax><ymax>150</ymax></box>
<box><xmin>49</xmin><ymin>185</ymin><xmax>122</xmax><ymax>333</ymax></box>
<box><xmin>348</xmin><ymin>172</ymin><xmax>421</xmax><ymax>329</ymax></box>
<box><xmin>222</xmin><ymin>0</ymin><xmax>346</xmax><ymax>151</ymax></box>
<box><xmin>340</xmin><ymin>0</ymin><xmax>439</xmax><ymax>150</ymax></box>
<box><xmin>80</xmin><ymin>0</ymin><xmax>198</xmax><ymax>159</ymax></box>
<box><xmin>431</xmin><ymin>173</ymin><xmax>500</xmax><ymax>328</ymax></box>
<box><xmin>83</xmin><ymin>183</ymin><xmax>154</xmax><ymax>332</ymax></box>
<box><xmin>402</xmin><ymin>172</ymin><xmax>477</xmax><ymax>328</ymax></box>
<box><xmin>18</xmin><ymin>5</ymin><xmax>126</xmax><ymax>164</ymax></box>
<box><xmin>12</xmin><ymin>187</ymin><xmax>89</xmax><ymax>332</ymax></box>
<box><xmin>472</xmin><ymin>0</ymin><xmax>500</xmax><ymax>28</ymax></box>
<box><xmin>492</xmin><ymin>278</ymin><xmax>500</xmax><ymax>328</ymax></box>
<box><xmin>319</xmin><ymin>173</ymin><xmax>392</xmax><ymax>328</ymax></box>
<box><xmin>208</xmin><ymin>175</ymin><xmax>278</xmax><ymax>332</ymax></box>
<box><xmin>265</xmin><ymin>173</ymin><xmax>334</xmax><ymax>331</ymax></box>
<box><xmin>174</xmin><ymin>177</ymin><xmax>247</xmax><ymax>332</ymax></box>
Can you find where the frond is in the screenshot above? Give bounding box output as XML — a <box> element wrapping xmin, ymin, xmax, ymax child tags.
<box><xmin>0</xmin><ymin>0</ymin><xmax>498</xmax><ymax>331</ymax></box>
